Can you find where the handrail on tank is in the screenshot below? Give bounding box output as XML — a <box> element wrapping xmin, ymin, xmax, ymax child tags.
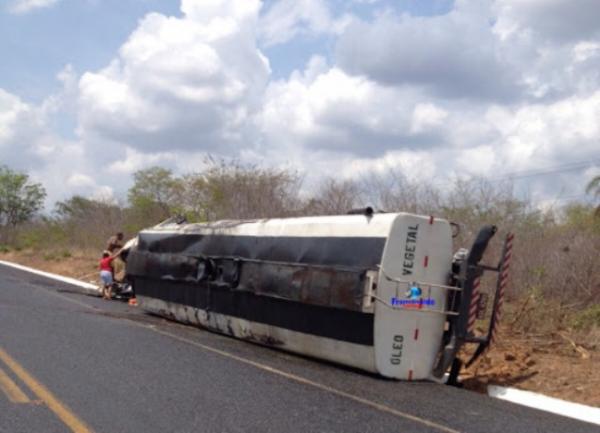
<box><xmin>375</xmin><ymin>268</ymin><xmax>462</xmax><ymax>316</ymax></box>
<box><xmin>379</xmin><ymin>268</ymin><xmax>463</xmax><ymax>293</ymax></box>
<box><xmin>371</xmin><ymin>293</ymin><xmax>460</xmax><ymax>316</ymax></box>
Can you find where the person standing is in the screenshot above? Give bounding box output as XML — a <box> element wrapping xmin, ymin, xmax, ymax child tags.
<box><xmin>106</xmin><ymin>232</ymin><xmax>124</xmax><ymax>253</ymax></box>
<box><xmin>106</xmin><ymin>232</ymin><xmax>125</xmax><ymax>281</ymax></box>
<box><xmin>99</xmin><ymin>250</ymin><xmax>120</xmax><ymax>299</ymax></box>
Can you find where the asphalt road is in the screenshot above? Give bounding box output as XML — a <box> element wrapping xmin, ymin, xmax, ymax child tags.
<box><xmin>0</xmin><ymin>264</ymin><xmax>596</xmax><ymax>433</ymax></box>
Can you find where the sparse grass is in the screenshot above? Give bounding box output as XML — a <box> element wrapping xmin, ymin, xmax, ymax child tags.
<box><xmin>572</xmin><ymin>304</ymin><xmax>600</xmax><ymax>330</ymax></box>
<box><xmin>0</xmin><ymin>244</ymin><xmax>598</xmax><ymax>406</ymax></box>
<box><xmin>42</xmin><ymin>252</ymin><xmax>57</xmax><ymax>261</ymax></box>
<box><xmin>1</xmin><ymin>167</ymin><xmax>598</xmax><ymax>357</ymax></box>
<box><xmin>0</xmin><ymin>248</ymin><xmax>98</xmax><ymax>279</ymax></box>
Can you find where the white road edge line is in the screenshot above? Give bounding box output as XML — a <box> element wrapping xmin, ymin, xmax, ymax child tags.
<box><xmin>488</xmin><ymin>385</ymin><xmax>600</xmax><ymax>426</ymax></box>
<box><xmin>0</xmin><ymin>259</ymin><xmax>462</xmax><ymax>433</ymax></box>
<box><xmin>0</xmin><ymin>260</ymin><xmax>100</xmax><ymax>293</ymax></box>
<box><xmin>5</xmin><ymin>259</ymin><xmax>598</xmax><ymax>428</ymax></box>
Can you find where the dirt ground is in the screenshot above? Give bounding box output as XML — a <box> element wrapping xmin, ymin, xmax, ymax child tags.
<box><xmin>460</xmin><ymin>326</ymin><xmax>600</xmax><ymax>407</ymax></box>
<box><xmin>0</xmin><ymin>249</ymin><xmax>99</xmax><ymax>283</ymax></box>
<box><xmin>1</xmin><ymin>249</ymin><xmax>598</xmax><ymax>407</ymax></box>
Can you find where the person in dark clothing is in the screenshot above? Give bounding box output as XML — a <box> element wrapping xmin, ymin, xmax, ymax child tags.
<box><xmin>106</xmin><ymin>232</ymin><xmax>126</xmax><ymax>282</ymax></box>
<box><xmin>106</xmin><ymin>232</ymin><xmax>124</xmax><ymax>253</ymax></box>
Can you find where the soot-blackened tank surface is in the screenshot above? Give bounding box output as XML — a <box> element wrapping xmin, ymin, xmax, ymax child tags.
<box><xmin>125</xmin><ymin>214</ymin><xmax>457</xmax><ymax>377</ymax></box>
<box><xmin>125</xmin><ymin>215</ymin><xmax>398</xmax><ymax>341</ymax></box>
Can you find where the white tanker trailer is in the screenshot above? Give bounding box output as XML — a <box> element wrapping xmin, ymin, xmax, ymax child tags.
<box><xmin>123</xmin><ymin>209</ymin><xmax>513</xmax><ymax>383</ymax></box>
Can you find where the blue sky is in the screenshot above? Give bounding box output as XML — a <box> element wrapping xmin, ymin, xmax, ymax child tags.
<box><xmin>1</xmin><ymin>0</ymin><xmax>455</xmax><ymax>100</ymax></box>
<box><xmin>0</xmin><ymin>0</ymin><xmax>181</xmax><ymax>102</ymax></box>
<box><xmin>261</xmin><ymin>0</ymin><xmax>454</xmax><ymax>79</ymax></box>
<box><xmin>0</xmin><ymin>0</ymin><xmax>598</xmax><ymax>207</ymax></box>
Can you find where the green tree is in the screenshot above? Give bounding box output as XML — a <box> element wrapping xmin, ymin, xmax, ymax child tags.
<box><xmin>563</xmin><ymin>203</ymin><xmax>600</xmax><ymax>233</ymax></box>
<box><xmin>56</xmin><ymin>195</ymin><xmax>107</xmax><ymax>220</ymax></box>
<box><xmin>305</xmin><ymin>178</ymin><xmax>361</xmax><ymax>215</ymax></box>
<box><xmin>177</xmin><ymin>173</ymin><xmax>209</xmax><ymax>222</ymax></box>
<box><xmin>128</xmin><ymin>167</ymin><xmax>182</xmax><ymax>213</ymax></box>
<box><xmin>199</xmin><ymin>158</ymin><xmax>302</xmax><ymax>220</ymax></box>
<box><xmin>127</xmin><ymin>167</ymin><xmax>182</xmax><ymax>229</ymax></box>
<box><xmin>55</xmin><ymin>195</ymin><xmax>125</xmax><ymax>248</ymax></box>
<box><xmin>0</xmin><ymin>166</ymin><xmax>46</xmax><ymax>242</ymax></box>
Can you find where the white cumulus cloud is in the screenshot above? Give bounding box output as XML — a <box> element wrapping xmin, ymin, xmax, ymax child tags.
<box><xmin>8</xmin><ymin>0</ymin><xmax>61</xmax><ymax>14</ymax></box>
<box><xmin>494</xmin><ymin>0</ymin><xmax>600</xmax><ymax>43</ymax></box>
<box><xmin>0</xmin><ymin>89</ymin><xmax>31</xmax><ymax>144</ymax></box>
<box><xmin>335</xmin><ymin>2</ymin><xmax>523</xmax><ymax>101</ymax></box>
<box><xmin>3</xmin><ymin>0</ymin><xmax>600</xmax><ymax>208</ymax></box>
<box><xmin>78</xmin><ymin>0</ymin><xmax>270</xmax><ymax>156</ymax></box>
<box><xmin>259</xmin><ymin>0</ymin><xmax>352</xmax><ymax>46</ymax></box>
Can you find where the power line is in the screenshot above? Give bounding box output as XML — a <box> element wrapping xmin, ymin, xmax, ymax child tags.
<box><xmin>428</xmin><ymin>158</ymin><xmax>600</xmax><ymax>189</ymax></box>
<box><xmin>531</xmin><ymin>193</ymin><xmax>593</xmax><ymax>205</ymax></box>
<box><xmin>495</xmin><ymin>160</ymin><xmax>600</xmax><ymax>205</ymax></box>
<box><xmin>487</xmin><ymin>158</ymin><xmax>600</xmax><ymax>182</ymax></box>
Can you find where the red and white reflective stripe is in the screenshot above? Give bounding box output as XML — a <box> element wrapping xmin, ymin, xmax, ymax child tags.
<box><xmin>491</xmin><ymin>233</ymin><xmax>514</xmax><ymax>343</ymax></box>
<box><xmin>467</xmin><ymin>277</ymin><xmax>481</xmax><ymax>333</ymax></box>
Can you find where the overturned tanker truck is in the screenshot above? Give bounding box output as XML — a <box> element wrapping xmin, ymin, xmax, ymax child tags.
<box><xmin>122</xmin><ymin>209</ymin><xmax>514</xmax><ymax>383</ymax></box>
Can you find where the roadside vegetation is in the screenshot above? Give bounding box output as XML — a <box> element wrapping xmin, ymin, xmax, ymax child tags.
<box><xmin>0</xmin><ymin>161</ymin><xmax>598</xmax><ymax>404</ymax></box>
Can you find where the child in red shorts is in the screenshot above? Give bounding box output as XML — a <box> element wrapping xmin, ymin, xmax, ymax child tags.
<box><xmin>99</xmin><ymin>250</ymin><xmax>120</xmax><ymax>299</ymax></box>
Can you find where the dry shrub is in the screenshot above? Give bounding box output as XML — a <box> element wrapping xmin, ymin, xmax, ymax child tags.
<box><xmin>195</xmin><ymin>158</ymin><xmax>303</xmax><ymax>220</ymax></box>
<box><xmin>6</xmin><ymin>161</ymin><xmax>599</xmax><ymax>335</ymax></box>
<box><xmin>304</xmin><ymin>178</ymin><xmax>362</xmax><ymax>215</ymax></box>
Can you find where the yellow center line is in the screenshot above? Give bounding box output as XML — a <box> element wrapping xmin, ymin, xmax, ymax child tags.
<box><xmin>7</xmin><ymin>279</ymin><xmax>458</xmax><ymax>432</ymax></box>
<box><xmin>0</xmin><ymin>346</ymin><xmax>95</xmax><ymax>433</ymax></box>
<box><xmin>0</xmin><ymin>366</ymin><xmax>30</xmax><ymax>403</ymax></box>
